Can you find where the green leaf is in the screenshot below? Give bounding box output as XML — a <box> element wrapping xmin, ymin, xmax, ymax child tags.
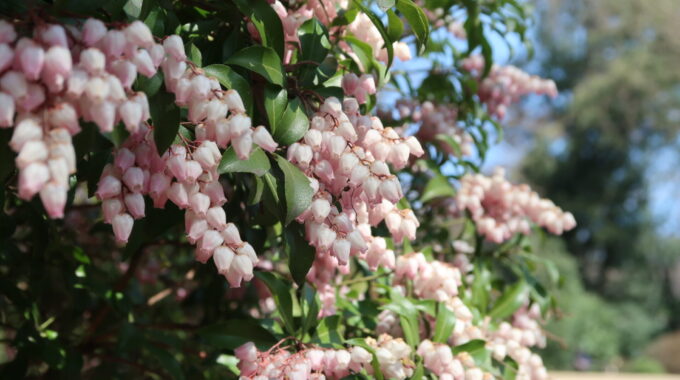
<box><xmin>232</xmin><ymin>0</ymin><xmax>285</xmax><ymax>59</ymax></box>
<box><xmin>285</xmin><ymin>223</ymin><xmax>316</xmax><ymax>287</ymax></box>
<box><xmin>420</xmin><ymin>174</ymin><xmax>456</xmax><ymax>202</ymax></box>
<box><xmin>274</xmin><ymin>155</ymin><xmax>314</xmax><ymax>225</ymax></box>
<box><xmin>255</xmin><ymin>271</ymin><xmax>296</xmax><ymax>334</ymax></box>
<box><xmin>227</xmin><ymin>46</ymin><xmax>284</xmax><ymax>86</ymax></box>
<box><xmin>298</xmin><ymin>19</ymin><xmax>331</xmax><ymax>86</ymax></box>
<box><xmin>433</xmin><ymin>303</ymin><xmax>456</xmax><ymax>343</ymax></box>
<box><xmin>203</xmin><ymin>64</ymin><xmax>253</xmax><ymax>114</ymax></box>
<box><xmin>264</xmin><ymin>85</ymin><xmax>288</xmax><ymax>133</ymax></box>
<box><xmin>346</xmin><ymin>338</ymin><xmax>384</xmax><ymax>380</ymax></box>
<box><xmin>218</xmin><ymin>146</ymin><xmax>271</xmax><ymax>176</ymax></box>
<box><xmin>396</xmin><ymin>0</ymin><xmax>429</xmax><ymax>54</ymax></box>
<box><xmin>489</xmin><ymin>280</ymin><xmax>530</xmax><ymax>320</ymax></box>
<box><xmin>149</xmin><ymin>89</ymin><xmax>180</xmax><ymax>155</ymax></box>
<box><xmin>298</xmin><ymin>19</ymin><xmax>331</xmax><ymax>64</ymax></box>
<box><xmin>343</xmin><ymin>36</ymin><xmax>374</xmax><ymax>73</ymax></box>
<box><xmin>383</xmin><ymin>289</ymin><xmax>420</xmax><ymax>348</ymax></box>
<box><xmin>471</xmin><ymin>260</ymin><xmax>491</xmax><ymax>311</ymax></box>
<box><xmin>300</xmin><ymin>284</ymin><xmax>320</xmax><ymax>337</ymax></box>
<box><xmin>387</xmin><ymin>9</ymin><xmax>404</xmax><ymax>42</ymax></box>
<box><xmin>274</xmin><ymin>98</ymin><xmax>309</xmax><ymax>146</ymax></box>
<box><xmin>452</xmin><ymin>339</ymin><xmax>486</xmax><ymax>355</ymax></box>
<box><xmin>353</xmin><ymin>0</ymin><xmax>394</xmax><ymax>67</ymax></box>
<box><xmin>134</xmin><ymin>71</ymin><xmax>163</xmax><ymax>97</ymax></box>
<box><xmin>313</xmin><ymin>315</ymin><xmax>344</xmax><ymax>346</ymax></box>
<box><xmin>435</xmin><ymin>134</ymin><xmax>463</xmax><ymax>157</ymax></box>
<box><xmin>188</xmin><ymin>43</ymin><xmax>202</xmax><ymax>66</ymax></box>
<box><xmin>198</xmin><ymin>318</ymin><xmax>278</xmax><ymax>350</ymax></box>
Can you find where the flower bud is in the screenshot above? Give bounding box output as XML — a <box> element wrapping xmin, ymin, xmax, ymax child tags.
<box><xmin>40</xmin><ymin>183</ymin><xmax>67</xmax><ymax>219</ymax></box>
<box><xmin>112</xmin><ymin>213</ymin><xmax>134</xmax><ymax>243</ymax></box>
<box><xmin>1</xmin><ymin>71</ymin><xmax>28</xmax><ymax>100</ymax></box>
<box><xmin>233</xmin><ymin>131</ymin><xmax>253</xmax><ymax>160</ymax></box>
<box><xmin>19</xmin><ymin>43</ymin><xmax>45</xmax><ymax>81</ymax></box>
<box><xmin>206</xmin><ymin>206</ymin><xmax>227</xmax><ymax>230</ymax></box>
<box><xmin>16</xmin><ymin>140</ymin><xmax>47</xmax><ymax>169</ymax></box>
<box><xmin>213</xmin><ymin>245</ymin><xmax>235</xmax><ymax>271</ymax></box>
<box><xmin>167</xmin><ymin>181</ymin><xmax>189</xmax><ymax>208</ymax></box>
<box><xmin>122</xmin><ymin>166</ymin><xmax>144</xmax><ymax>192</ymax></box>
<box><xmin>133</xmin><ymin>49</ymin><xmax>156</xmax><ymax>77</ymax></box>
<box><xmin>124</xmin><ymin>192</ymin><xmax>146</xmax><ymax>219</ymax></box>
<box><xmin>80</xmin><ymin>48</ymin><xmax>106</xmax><ymax>74</ymax></box>
<box><xmin>187</xmin><ymin>218</ymin><xmax>209</xmax><ymax>243</ymax></box>
<box><xmin>224</xmin><ymin>89</ymin><xmax>245</xmax><ymax>114</ymax></box>
<box><xmin>221</xmin><ymin>223</ymin><xmax>242</xmax><ymax>245</ymax></box>
<box><xmin>102</xmin><ymin>197</ymin><xmax>124</xmax><ymax>223</ymax></box>
<box><xmin>39</xmin><ymin>24</ymin><xmax>67</xmax><ymax>47</ymax></box>
<box><xmin>189</xmin><ymin>192</ymin><xmax>210</xmax><ymax>216</ymax></box>
<box><xmin>19</xmin><ymin>162</ymin><xmax>49</xmax><ymax>199</ymax></box>
<box><xmin>163</xmin><ymin>35</ymin><xmax>186</xmax><ymax>61</ymax></box>
<box><xmin>332</xmin><ymin>239</ymin><xmax>351</xmax><ymax>265</ymax></box>
<box><xmin>252</xmin><ymin>126</ymin><xmax>278</xmax><ymax>152</ymax></box>
<box><xmin>237</xmin><ymin>243</ymin><xmax>258</xmax><ymax>265</ymax></box>
<box><xmin>124</xmin><ymin>21</ymin><xmax>154</xmax><ymax>48</ymax></box>
<box><xmin>83</xmin><ymin>18</ymin><xmax>107</xmax><ymax>46</ymax></box>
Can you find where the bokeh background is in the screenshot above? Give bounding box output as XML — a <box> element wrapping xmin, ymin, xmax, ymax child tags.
<box><xmin>487</xmin><ymin>0</ymin><xmax>680</xmax><ymax>373</ymax></box>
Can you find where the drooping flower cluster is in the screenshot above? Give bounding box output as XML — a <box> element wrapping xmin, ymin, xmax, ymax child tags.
<box><xmin>418</xmin><ymin>340</ymin><xmax>491</xmax><ymax>380</ymax></box>
<box><xmin>97</xmin><ymin>126</ymin><xmax>259</xmax><ymax>286</ymax></box>
<box><xmin>287</xmin><ymin>97</ymin><xmax>423</xmax><ymax>315</ymax></box>
<box><xmin>485</xmin><ymin>304</ymin><xmax>548</xmax><ymax>380</ymax></box>
<box><xmin>454</xmin><ymin>167</ymin><xmax>576</xmax><ymax>243</ymax></box>
<box><xmin>235</xmin><ymin>334</ymin><xmax>413</xmax><ymax>380</ymax></box>
<box><xmin>387</xmin><ymin>252</ymin><xmax>551</xmax><ymax>379</ymax></box>
<box><xmin>341</xmin><ymin>73</ymin><xmax>376</xmax><ymax>104</ymax></box>
<box><xmin>461</xmin><ymin>55</ymin><xmax>558</xmax><ymax>119</ymax></box>
<box><xmin>0</xmin><ymin>19</ymin><xmax>162</xmax><ymax>218</ymax></box>
<box><xmin>393</xmin><ymin>99</ymin><xmax>474</xmax><ymax>157</ymax></box>
<box><xmin>346</xmin><ymin>13</ymin><xmax>412</xmax><ymax>63</ymax></box>
<box><xmin>392</xmin><ymin>253</ymin><xmax>475</xmax><ymax>337</ymax></box>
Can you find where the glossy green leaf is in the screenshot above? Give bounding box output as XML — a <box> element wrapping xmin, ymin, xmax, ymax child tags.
<box><xmin>188</xmin><ymin>43</ymin><xmax>202</xmax><ymax>66</ymax></box>
<box><xmin>313</xmin><ymin>315</ymin><xmax>344</xmax><ymax>346</ymax></box>
<box><xmin>383</xmin><ymin>289</ymin><xmax>420</xmax><ymax>348</ymax></box>
<box><xmin>387</xmin><ymin>9</ymin><xmax>404</xmax><ymax>42</ymax></box>
<box><xmin>433</xmin><ymin>303</ymin><xmax>456</xmax><ymax>343</ymax></box>
<box><xmin>452</xmin><ymin>339</ymin><xmax>486</xmax><ymax>355</ymax></box>
<box><xmin>227</xmin><ymin>46</ymin><xmax>284</xmax><ymax>86</ymax></box>
<box><xmin>471</xmin><ymin>261</ymin><xmax>492</xmax><ymax>311</ymax></box>
<box><xmin>232</xmin><ymin>0</ymin><xmax>285</xmax><ymax>59</ymax></box>
<box><xmin>396</xmin><ymin>0</ymin><xmax>430</xmax><ymax>54</ymax></box>
<box><xmin>420</xmin><ymin>174</ymin><xmax>456</xmax><ymax>202</ymax></box>
<box><xmin>255</xmin><ymin>271</ymin><xmax>296</xmax><ymax>334</ymax></box>
<box><xmin>489</xmin><ymin>280</ymin><xmax>530</xmax><ymax>320</ymax></box>
<box><xmin>285</xmin><ymin>223</ymin><xmax>316</xmax><ymax>287</ymax></box>
<box><xmin>274</xmin><ymin>154</ymin><xmax>314</xmax><ymax>225</ymax></box>
<box><xmin>218</xmin><ymin>146</ymin><xmax>271</xmax><ymax>176</ymax></box>
<box><xmin>274</xmin><ymin>98</ymin><xmax>309</xmax><ymax>146</ymax></box>
<box><xmin>298</xmin><ymin>19</ymin><xmax>331</xmax><ymax>63</ymax></box>
<box><xmin>298</xmin><ymin>19</ymin><xmax>331</xmax><ymax>86</ymax></box>
<box><xmin>203</xmin><ymin>64</ymin><xmax>253</xmax><ymax>114</ymax></box>
<box><xmin>301</xmin><ymin>284</ymin><xmax>320</xmax><ymax>337</ymax></box>
<box><xmin>264</xmin><ymin>85</ymin><xmax>288</xmax><ymax>133</ymax></box>
<box><xmin>149</xmin><ymin>89</ymin><xmax>180</xmax><ymax>155</ymax></box>
<box><xmin>343</xmin><ymin>36</ymin><xmax>374</xmax><ymax>73</ymax></box>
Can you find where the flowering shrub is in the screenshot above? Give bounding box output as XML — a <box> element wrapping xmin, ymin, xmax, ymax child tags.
<box><xmin>0</xmin><ymin>0</ymin><xmax>573</xmax><ymax>378</ymax></box>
